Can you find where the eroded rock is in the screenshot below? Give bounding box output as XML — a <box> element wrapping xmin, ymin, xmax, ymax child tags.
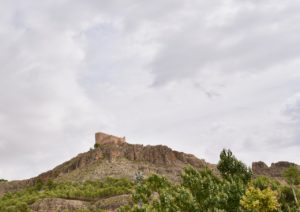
<box><xmin>30</xmin><ymin>198</ymin><xmax>89</xmax><ymax>211</ymax></box>
<box><xmin>252</xmin><ymin>161</ymin><xmax>300</xmax><ymax>178</ymax></box>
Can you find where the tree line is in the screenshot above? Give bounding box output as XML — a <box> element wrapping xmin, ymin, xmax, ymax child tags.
<box><xmin>120</xmin><ymin>149</ymin><xmax>300</xmax><ymax>212</ymax></box>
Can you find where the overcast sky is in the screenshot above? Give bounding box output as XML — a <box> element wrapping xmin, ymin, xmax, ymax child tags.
<box><xmin>1</xmin><ymin>0</ymin><xmax>300</xmax><ymax>180</ymax></box>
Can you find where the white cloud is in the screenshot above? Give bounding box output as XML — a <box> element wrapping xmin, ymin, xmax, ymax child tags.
<box><xmin>283</xmin><ymin>92</ymin><xmax>300</xmax><ymax>122</ymax></box>
<box><xmin>0</xmin><ymin>0</ymin><xmax>300</xmax><ymax>180</ymax></box>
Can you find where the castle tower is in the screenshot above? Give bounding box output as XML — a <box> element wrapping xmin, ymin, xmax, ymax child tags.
<box><xmin>95</xmin><ymin>132</ymin><xmax>125</xmax><ymax>146</ymax></box>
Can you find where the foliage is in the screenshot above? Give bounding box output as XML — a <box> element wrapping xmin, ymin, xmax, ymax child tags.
<box><xmin>0</xmin><ymin>179</ymin><xmax>7</xmax><ymax>182</ymax></box>
<box><xmin>283</xmin><ymin>165</ymin><xmax>300</xmax><ymax>208</ymax></box>
<box><xmin>252</xmin><ymin>176</ymin><xmax>280</xmax><ymax>191</ymax></box>
<box><xmin>120</xmin><ymin>174</ymin><xmax>197</xmax><ymax>212</ymax></box>
<box><xmin>1</xmin><ymin>149</ymin><xmax>300</xmax><ymax>211</ymax></box>
<box><xmin>221</xmin><ymin>177</ymin><xmax>246</xmax><ymax>212</ymax></box>
<box><xmin>279</xmin><ymin>186</ymin><xmax>300</xmax><ymax>211</ymax></box>
<box><xmin>122</xmin><ymin>150</ymin><xmax>300</xmax><ymax>212</ymax></box>
<box><xmin>0</xmin><ymin>178</ymin><xmax>133</xmax><ymax>212</ymax></box>
<box><xmin>240</xmin><ymin>186</ymin><xmax>280</xmax><ymax>212</ymax></box>
<box><xmin>217</xmin><ymin>149</ymin><xmax>252</xmax><ymax>184</ymax></box>
<box><xmin>122</xmin><ymin>149</ymin><xmax>253</xmax><ymax>212</ymax></box>
<box><xmin>284</xmin><ymin>165</ymin><xmax>300</xmax><ymax>186</ymax></box>
<box><xmin>182</xmin><ymin>167</ymin><xmax>225</xmax><ymax>210</ymax></box>
<box><xmin>122</xmin><ymin>167</ymin><xmax>248</xmax><ymax>212</ymax></box>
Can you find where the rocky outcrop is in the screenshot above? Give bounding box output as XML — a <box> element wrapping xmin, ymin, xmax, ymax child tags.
<box><xmin>122</xmin><ymin>143</ymin><xmax>206</xmax><ymax>167</ymax></box>
<box><xmin>2</xmin><ymin>131</ymin><xmax>298</xmax><ymax>197</ymax></box>
<box><xmin>30</xmin><ymin>198</ymin><xmax>89</xmax><ymax>211</ymax></box>
<box><xmin>1</xmin><ymin>135</ymin><xmax>210</xmax><ymax>196</ymax></box>
<box><xmin>94</xmin><ymin>194</ymin><xmax>132</xmax><ymax>211</ymax></box>
<box><xmin>29</xmin><ymin>195</ymin><xmax>132</xmax><ymax>211</ymax></box>
<box><xmin>33</xmin><ymin>139</ymin><xmax>208</xmax><ymax>183</ymax></box>
<box><xmin>252</xmin><ymin>161</ymin><xmax>300</xmax><ymax>178</ymax></box>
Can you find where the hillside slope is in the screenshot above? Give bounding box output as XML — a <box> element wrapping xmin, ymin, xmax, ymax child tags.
<box><xmin>0</xmin><ymin>132</ymin><xmax>299</xmax><ymax>211</ymax></box>
<box><xmin>0</xmin><ymin>132</ymin><xmax>212</xmax><ymax>197</ymax></box>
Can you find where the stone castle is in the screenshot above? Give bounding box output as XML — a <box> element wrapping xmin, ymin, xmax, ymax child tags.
<box><xmin>95</xmin><ymin>132</ymin><xmax>126</xmax><ymax>145</ymax></box>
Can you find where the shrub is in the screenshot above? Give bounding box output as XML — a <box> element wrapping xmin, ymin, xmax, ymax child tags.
<box><xmin>240</xmin><ymin>186</ymin><xmax>280</xmax><ymax>212</ymax></box>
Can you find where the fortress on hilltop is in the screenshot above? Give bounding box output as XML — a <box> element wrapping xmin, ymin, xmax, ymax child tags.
<box><xmin>95</xmin><ymin>132</ymin><xmax>126</xmax><ymax>145</ymax></box>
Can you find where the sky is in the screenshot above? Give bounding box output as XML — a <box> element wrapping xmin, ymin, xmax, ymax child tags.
<box><xmin>1</xmin><ymin>0</ymin><xmax>300</xmax><ymax>180</ymax></box>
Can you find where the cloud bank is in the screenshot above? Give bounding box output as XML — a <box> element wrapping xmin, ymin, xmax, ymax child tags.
<box><xmin>0</xmin><ymin>0</ymin><xmax>300</xmax><ymax>180</ymax></box>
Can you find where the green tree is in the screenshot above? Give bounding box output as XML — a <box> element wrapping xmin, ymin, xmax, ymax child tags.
<box><xmin>181</xmin><ymin>167</ymin><xmax>225</xmax><ymax>211</ymax></box>
<box><xmin>182</xmin><ymin>166</ymin><xmax>247</xmax><ymax>211</ymax></box>
<box><xmin>127</xmin><ymin>174</ymin><xmax>197</xmax><ymax>212</ymax></box>
<box><xmin>240</xmin><ymin>186</ymin><xmax>280</xmax><ymax>212</ymax></box>
<box><xmin>123</xmin><ymin>150</ymin><xmax>257</xmax><ymax>211</ymax></box>
<box><xmin>221</xmin><ymin>178</ymin><xmax>245</xmax><ymax>212</ymax></box>
<box><xmin>217</xmin><ymin>149</ymin><xmax>252</xmax><ymax>184</ymax></box>
<box><xmin>283</xmin><ymin>165</ymin><xmax>300</xmax><ymax>206</ymax></box>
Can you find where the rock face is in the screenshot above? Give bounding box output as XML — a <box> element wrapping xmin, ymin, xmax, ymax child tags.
<box><xmin>30</xmin><ymin>198</ymin><xmax>89</xmax><ymax>211</ymax></box>
<box><xmin>94</xmin><ymin>194</ymin><xmax>132</xmax><ymax>210</ymax></box>
<box><xmin>35</xmin><ymin>135</ymin><xmax>209</xmax><ymax>183</ymax></box>
<box><xmin>252</xmin><ymin>161</ymin><xmax>300</xmax><ymax>178</ymax></box>
<box><xmin>29</xmin><ymin>195</ymin><xmax>132</xmax><ymax>212</ymax></box>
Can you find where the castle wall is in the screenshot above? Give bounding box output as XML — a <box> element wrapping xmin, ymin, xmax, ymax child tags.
<box><xmin>95</xmin><ymin>132</ymin><xmax>125</xmax><ymax>145</ymax></box>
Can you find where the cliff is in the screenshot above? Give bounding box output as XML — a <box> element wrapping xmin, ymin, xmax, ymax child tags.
<box><xmin>252</xmin><ymin>161</ymin><xmax>300</xmax><ymax>179</ymax></box>
<box><xmin>36</xmin><ymin>136</ymin><xmax>210</xmax><ymax>182</ymax></box>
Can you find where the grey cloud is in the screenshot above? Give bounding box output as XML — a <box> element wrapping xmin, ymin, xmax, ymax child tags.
<box><xmin>1</xmin><ymin>0</ymin><xmax>300</xmax><ymax>180</ymax></box>
<box><xmin>0</xmin><ymin>0</ymin><xmax>104</xmax><ymax>179</ymax></box>
<box><xmin>283</xmin><ymin>93</ymin><xmax>300</xmax><ymax>122</ymax></box>
<box><xmin>150</xmin><ymin>0</ymin><xmax>300</xmax><ymax>85</ymax></box>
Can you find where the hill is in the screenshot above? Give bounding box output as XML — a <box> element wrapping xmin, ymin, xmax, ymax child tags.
<box><xmin>0</xmin><ymin>132</ymin><xmax>299</xmax><ymax>211</ymax></box>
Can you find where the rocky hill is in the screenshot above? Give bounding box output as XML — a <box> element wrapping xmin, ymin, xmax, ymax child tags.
<box><xmin>0</xmin><ymin>132</ymin><xmax>299</xmax><ymax>211</ymax></box>
<box><xmin>252</xmin><ymin>161</ymin><xmax>300</xmax><ymax>180</ymax></box>
<box><xmin>0</xmin><ymin>132</ymin><xmax>212</xmax><ymax>197</ymax></box>
<box><xmin>37</xmin><ymin>132</ymin><xmax>211</xmax><ymax>182</ymax></box>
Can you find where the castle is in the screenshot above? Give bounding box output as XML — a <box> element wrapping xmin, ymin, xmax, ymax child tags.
<box><xmin>95</xmin><ymin>132</ymin><xmax>126</xmax><ymax>145</ymax></box>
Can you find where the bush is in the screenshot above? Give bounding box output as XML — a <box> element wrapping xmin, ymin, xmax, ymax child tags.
<box><xmin>240</xmin><ymin>186</ymin><xmax>280</xmax><ymax>211</ymax></box>
<box><xmin>252</xmin><ymin>176</ymin><xmax>280</xmax><ymax>190</ymax></box>
<box><xmin>0</xmin><ymin>178</ymin><xmax>133</xmax><ymax>210</ymax></box>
